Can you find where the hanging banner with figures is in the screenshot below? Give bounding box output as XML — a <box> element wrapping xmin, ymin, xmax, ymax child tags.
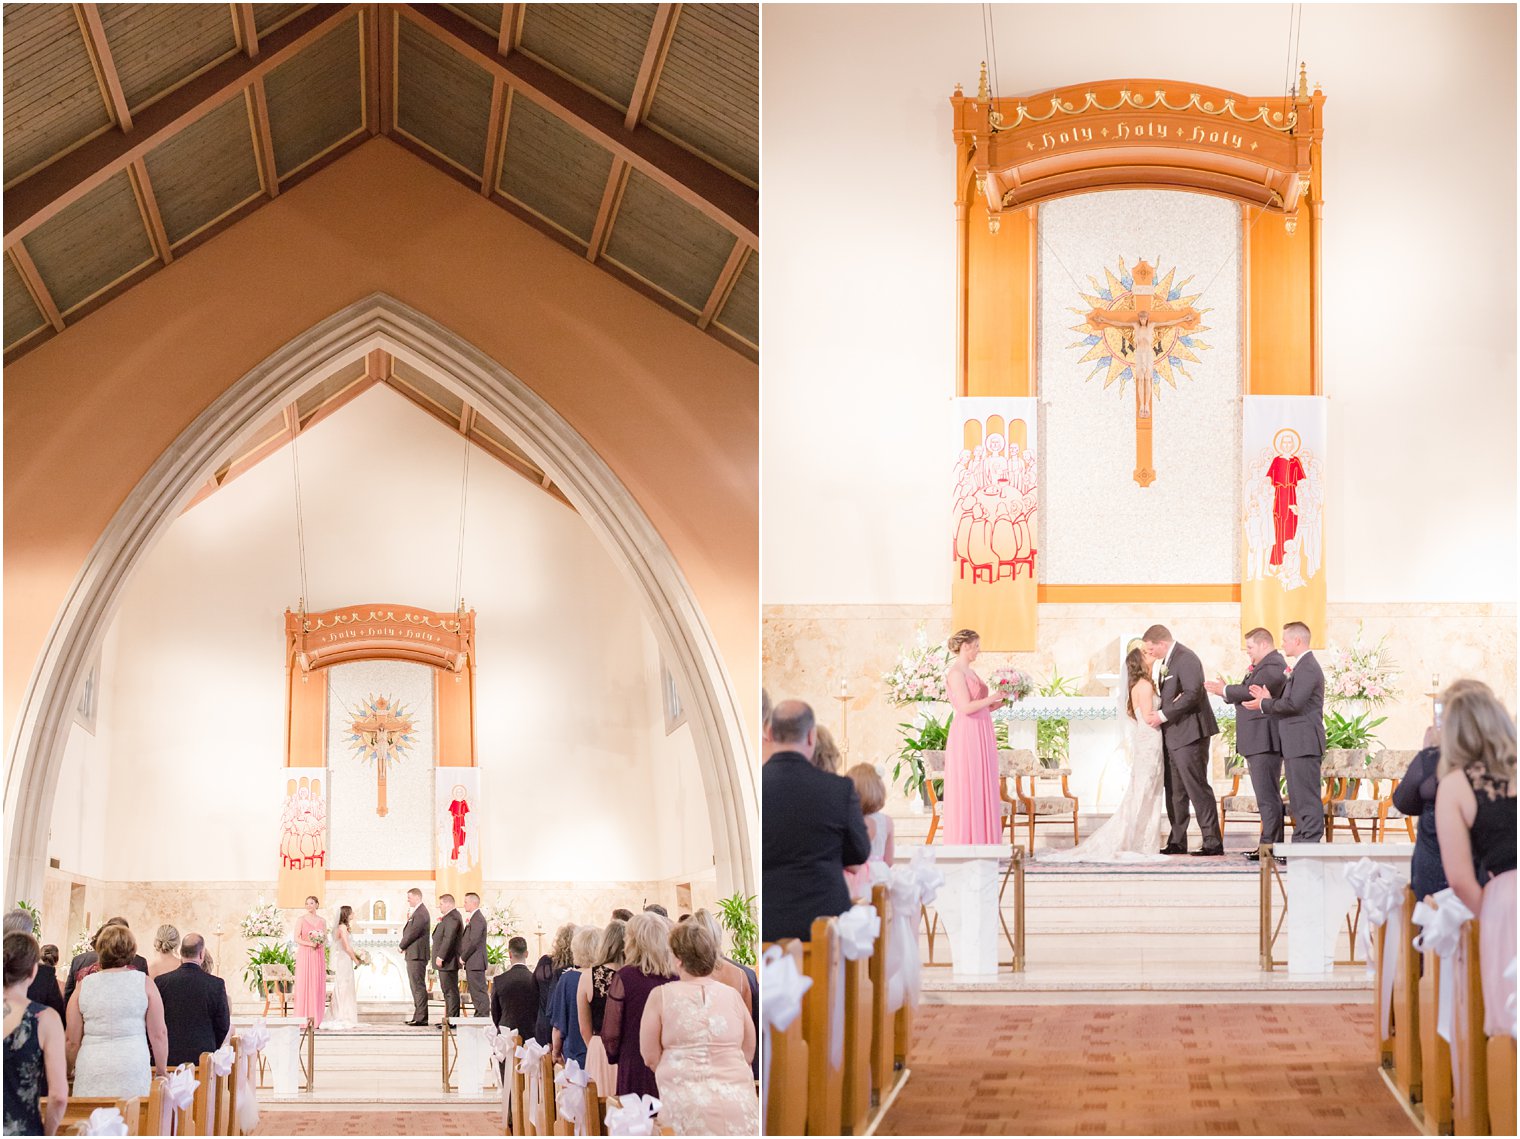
<box><xmin>435</xmin><ymin>769</ymin><xmax>483</xmax><ymax>900</ymax></box>
<box><xmin>1242</xmin><ymin>396</ymin><xmax>1327</xmax><ymax>642</ymax></box>
<box><xmin>951</xmin><ymin>397</ymin><xmax>1039</xmax><ymax>650</ymax></box>
<box><xmin>276</xmin><ymin>771</ymin><xmax>328</xmax><ymax>907</ymax></box>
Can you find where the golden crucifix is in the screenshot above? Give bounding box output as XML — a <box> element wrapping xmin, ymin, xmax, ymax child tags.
<box><xmin>350</xmin><ymin>695</ymin><xmax>411</xmax><ymax>817</ymax></box>
<box><xmin>1082</xmin><ymin>259</ymin><xmax>1201</xmax><ymax>487</ymax></box>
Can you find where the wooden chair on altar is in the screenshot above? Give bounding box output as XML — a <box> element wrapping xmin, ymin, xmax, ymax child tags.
<box><xmin>1001</xmin><ymin>748</ymin><xmax>1078</xmax><ymax>849</ymax></box>
<box><xmin>924</xmin><ymin>747</ymin><xmax>1014</xmax><ymax>844</ymax></box>
<box><xmin>1371</xmin><ymin>750</ymin><xmax>1418</xmax><ymax>842</ymax></box>
<box><xmin>801</xmin><ymin>916</ymin><xmax>844</xmax><ymax>1136</ymax></box>
<box><xmin>1329</xmin><ymin>750</ymin><xmax>1416</xmax><ymax>842</ymax></box>
<box><xmin>762</xmin><ymin>939</ymin><xmax>809</xmax><ymax>1137</ymax></box>
<box><xmin>1219</xmin><ymin>768</ymin><xmax>1294</xmax><ymax>838</ymax></box>
<box><xmin>1321</xmin><ymin>751</ymin><xmax>1367</xmax><ymax>843</ymax></box>
<box><xmin>260</xmin><ymin>963</ymin><xmax>292</xmax><ymax>1016</ymax></box>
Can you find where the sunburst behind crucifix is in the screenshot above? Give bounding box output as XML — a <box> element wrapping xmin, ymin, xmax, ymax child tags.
<box><xmin>348</xmin><ymin>694</ymin><xmax>415</xmax><ymax>817</ymax></box>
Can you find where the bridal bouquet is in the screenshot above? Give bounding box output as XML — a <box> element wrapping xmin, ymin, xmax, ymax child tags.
<box><xmin>1325</xmin><ymin>625</ymin><xmax>1400</xmax><ymax>708</ymax></box>
<box><xmin>989</xmin><ymin>667</ymin><xmax>1033</xmax><ymax>703</ymax></box>
<box><xmin>883</xmin><ymin>629</ymin><xmax>953</xmax><ymax>705</ymax></box>
<box><xmin>238</xmin><ymin>901</ymin><xmax>286</xmax><ymax>941</ymax></box>
<box><xmin>354</xmin><ymin>949</ymin><xmax>372</xmax><ymax>968</ymax></box>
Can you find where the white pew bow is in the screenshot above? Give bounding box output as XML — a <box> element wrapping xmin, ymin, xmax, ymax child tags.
<box><xmin>910</xmin><ymin>848</ymin><xmax>944</xmax><ymax>907</ymax></box>
<box><xmin>1412</xmin><ymin>886</ymin><xmax>1478</xmax><ymax>1102</ymax></box>
<box><xmin>555</xmin><ymin>1057</ymin><xmax>591</xmax><ymax>1135</ymax></box>
<box><xmin>888</xmin><ymin>863</ymin><xmax>924</xmax><ymax>1011</ymax></box>
<box><xmin>605</xmin><ymin>1093</ymin><xmax>661</xmax><ymax>1135</ymax></box>
<box><xmin>838</xmin><ymin>903</ymin><xmax>880</xmax><ymax>961</ymax></box>
<box><xmin>760</xmin><ymin>944</ymin><xmax>812</xmax><ymax>1097</ymax></box>
<box><xmin>487</xmin><ymin>1026</ymin><xmax>518</xmax><ymax>1119</ymax></box>
<box><xmin>239</xmin><ymin>1020</ymin><xmax>270</xmax><ymax>1054</ymax></box>
<box><xmin>1345</xmin><ymin>857</ymin><xmax>1407</xmax><ymax>1037</ymax></box>
<box><xmin>164</xmin><ymin>1065</ymin><xmax>200</xmax><ymax>1111</ymax></box>
<box><xmin>516</xmin><ymin>1038</ymin><xmax>550</xmax><ymax>1131</ymax></box>
<box><xmin>1506</xmin><ymin>958</ymin><xmax>1518</xmax><ymax>1040</ymax></box>
<box><xmin>210</xmin><ymin>1044</ymin><xmax>235</xmax><ymax>1078</ymax></box>
<box><xmin>79</xmin><ymin>1108</ymin><xmax>128</xmax><ymax>1136</ymax></box>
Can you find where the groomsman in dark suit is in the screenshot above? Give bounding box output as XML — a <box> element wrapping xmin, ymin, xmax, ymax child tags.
<box><xmin>459</xmin><ymin>892</ymin><xmax>489</xmax><ymax>1017</ymax></box>
<box><xmin>399</xmin><ymin>889</ymin><xmax>431</xmax><ymax>1026</ymax></box>
<box><xmin>1247</xmin><ymin>621</ymin><xmax>1327</xmax><ymax>843</ymax></box>
<box><xmin>1209</xmin><ymin>628</ymin><xmax>1288</xmax><ymax>859</ymax></box>
<box><xmin>431</xmin><ymin>894</ymin><xmax>464</xmax><ymax>1022</ymax></box>
<box><xmin>490</xmin><ymin>937</ymin><xmax>539</xmax><ymax>1039</ymax></box>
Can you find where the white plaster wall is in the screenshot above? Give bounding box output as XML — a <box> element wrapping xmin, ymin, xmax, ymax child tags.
<box><xmin>762</xmin><ymin>3</ymin><xmax>1516</xmax><ymax>605</ymax></box>
<box><xmin>44</xmin><ymin>623</ymin><xmax>120</xmax><ymax>882</ymax></box>
<box><xmin>54</xmin><ymin>385</ymin><xmax>709</xmax><ymax>885</ymax></box>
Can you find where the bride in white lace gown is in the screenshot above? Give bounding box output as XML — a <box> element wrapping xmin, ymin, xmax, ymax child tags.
<box><xmin>1043</xmin><ymin>648</ymin><xmax>1170</xmax><ymax>863</ymax></box>
<box><xmin>323</xmin><ymin>905</ymin><xmax>361</xmax><ymax>1029</ymax></box>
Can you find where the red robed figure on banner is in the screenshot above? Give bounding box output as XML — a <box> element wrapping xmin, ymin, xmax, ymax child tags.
<box><xmin>1268</xmin><ymin>429</ymin><xmax>1306</xmax><ymax>567</ymax></box>
<box><xmin>448</xmin><ymin>785</ymin><xmax>469</xmax><ymax>862</ymax></box>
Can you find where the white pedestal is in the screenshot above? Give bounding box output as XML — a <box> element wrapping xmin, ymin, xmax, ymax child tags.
<box><xmin>263</xmin><ymin>1016</ymin><xmax>306</xmax><ymax>1093</ymax></box>
<box><xmin>1275</xmin><ymin>844</ymin><xmax>1412</xmax><ymax>975</ymax></box>
<box><xmin>453</xmin><ymin>1017</ymin><xmax>495</xmax><ymax>1094</ymax></box>
<box><xmin>930</xmin><ymin>844</ymin><xmax>1008</xmax><ymax>980</ymax></box>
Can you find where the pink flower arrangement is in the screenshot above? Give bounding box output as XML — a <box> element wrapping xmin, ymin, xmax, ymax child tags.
<box><xmin>882</xmin><ymin>630</ymin><xmax>953</xmax><ymax>705</ymax></box>
<box><xmin>989</xmin><ymin>667</ymin><xmax>1033</xmax><ymax>703</ymax></box>
<box><xmin>1324</xmin><ymin>626</ymin><xmax>1399</xmax><ymax>708</ymax></box>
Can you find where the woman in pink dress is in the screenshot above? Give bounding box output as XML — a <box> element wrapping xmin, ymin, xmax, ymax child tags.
<box><xmin>943</xmin><ymin>628</ymin><xmax>1006</xmax><ymax>843</ymax></box>
<box><xmin>293</xmin><ymin>896</ymin><xmax>327</xmax><ymax>1028</ymax></box>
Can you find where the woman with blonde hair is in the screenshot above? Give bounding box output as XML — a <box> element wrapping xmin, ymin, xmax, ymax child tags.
<box><xmin>533</xmin><ymin>922</ymin><xmax>575</xmax><ymax>1046</ymax></box>
<box><xmin>639</xmin><ymin>920</ymin><xmax>757</xmax><ymax>1135</ymax></box>
<box><xmin>147</xmin><ymin>925</ymin><xmax>181</xmax><ymax>980</ymax></box>
<box><xmin>550</xmin><ymin>927</ymin><xmax>598</xmax><ymax>1066</ymax></box>
<box><xmin>578</xmin><ymin>919</ymin><xmax>625</xmax><ymax>1093</ymax></box>
<box><xmin>601</xmin><ymin>911</ymin><xmax>676</xmax><ymax>1099</ymax></box>
<box><xmin>942</xmin><ymin>628</ymin><xmax>1006</xmax><ymax>843</ymax></box>
<box><xmin>811</xmin><ymin>725</ymin><xmax>842</xmax><ymax>774</ymax></box>
<box><xmin>1434</xmin><ymin>680</ymin><xmax>1517</xmax><ymax>1038</ymax></box>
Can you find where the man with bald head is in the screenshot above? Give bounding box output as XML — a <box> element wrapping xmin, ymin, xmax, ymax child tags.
<box><xmin>762</xmin><ymin>699</ymin><xmax>871</xmax><ymax>942</ymax></box>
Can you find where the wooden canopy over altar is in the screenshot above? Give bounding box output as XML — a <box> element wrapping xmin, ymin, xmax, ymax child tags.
<box><xmin>286</xmin><ymin>603</ymin><xmax>475</xmax><ymax>673</ymax></box>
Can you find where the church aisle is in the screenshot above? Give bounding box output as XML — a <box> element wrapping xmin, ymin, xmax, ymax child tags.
<box><xmin>252</xmin><ymin>1108</ymin><xmax>502</xmax><ymax>1135</ymax></box>
<box><xmin>878</xmin><ymin>1002</ymin><xmax>1417</xmax><ymax>1136</ymax></box>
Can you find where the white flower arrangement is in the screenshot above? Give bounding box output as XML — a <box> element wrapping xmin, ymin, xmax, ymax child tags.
<box><xmin>882</xmin><ymin>628</ymin><xmax>954</xmax><ymax>706</ymax></box>
<box><xmin>238</xmin><ymin>901</ymin><xmax>286</xmax><ymax>941</ymax></box>
<box><xmin>1325</xmin><ymin>625</ymin><xmax>1400</xmax><ymax>707</ymax></box>
<box><xmin>70</xmin><ymin>930</ymin><xmax>92</xmax><ymax>960</ymax></box>
<box><xmin>484</xmin><ymin>899</ymin><xmax>519</xmax><ymax>938</ymax></box>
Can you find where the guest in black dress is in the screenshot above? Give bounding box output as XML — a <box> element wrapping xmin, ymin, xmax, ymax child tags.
<box><xmin>25</xmin><ymin>946</ymin><xmax>65</xmax><ymax>1026</ymax></box>
<box><xmin>1393</xmin><ymin>736</ymin><xmax>1452</xmax><ymax>901</ymax></box>
<box><xmin>5</xmin><ymin>932</ymin><xmax>69</xmax><ymax>1136</ymax></box>
<box><xmin>532</xmin><ymin>923</ymin><xmax>574</xmax><ymax>1046</ymax></box>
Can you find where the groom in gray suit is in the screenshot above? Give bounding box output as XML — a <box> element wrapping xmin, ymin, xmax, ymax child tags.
<box><xmin>1143</xmin><ymin>624</ymin><xmax>1222</xmax><ymax>856</ymax></box>
<box><xmin>1246</xmin><ymin>621</ymin><xmax>1326</xmax><ymax>842</ymax></box>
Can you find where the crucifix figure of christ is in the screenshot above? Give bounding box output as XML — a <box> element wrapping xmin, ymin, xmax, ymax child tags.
<box><xmin>351</xmin><ymin>695</ymin><xmax>410</xmax><ymax>817</ymax></box>
<box><xmin>1082</xmin><ymin>259</ymin><xmax>1202</xmax><ymax>486</ymax></box>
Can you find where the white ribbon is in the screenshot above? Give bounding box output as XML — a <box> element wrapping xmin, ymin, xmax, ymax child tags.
<box><xmin>516</xmin><ymin>1038</ymin><xmax>550</xmax><ymax>1132</ymax></box>
<box><xmin>829</xmin><ymin>943</ymin><xmax>846</xmax><ymax>1071</ymax></box>
<box><xmin>555</xmin><ymin>1057</ymin><xmax>590</xmax><ymax>1135</ymax></box>
<box><xmin>79</xmin><ymin>1108</ymin><xmax>128</xmax><ymax>1136</ymax></box>
<box><xmin>210</xmin><ymin>1044</ymin><xmax>235</xmax><ymax>1078</ymax></box>
<box><xmin>760</xmin><ymin>944</ymin><xmax>812</xmax><ymax>1100</ymax></box>
<box><xmin>163</xmin><ymin>1065</ymin><xmax>199</xmax><ymax>1111</ymax></box>
<box><xmin>837</xmin><ymin>903</ymin><xmax>880</xmax><ymax>962</ymax></box>
<box><xmin>605</xmin><ymin>1093</ymin><xmax>661</xmax><ymax>1136</ymax></box>
<box><xmin>1412</xmin><ymin>888</ymin><xmax>1476</xmax><ymax>1106</ymax></box>
<box><xmin>867</xmin><ymin>860</ymin><xmax>893</xmax><ymax>888</ymax></box>
<box><xmin>488</xmin><ymin>1026</ymin><xmax>518</xmax><ymax>1120</ymax></box>
<box><xmin>239</xmin><ymin>1019</ymin><xmax>270</xmax><ymax>1054</ymax></box>
<box><xmin>887</xmin><ymin>863</ymin><xmax>924</xmax><ymax>1012</ymax></box>
<box><xmin>233</xmin><ymin>1034</ymin><xmax>260</xmax><ymax>1134</ymax></box>
<box><xmin>911</xmin><ymin>847</ymin><xmax>944</xmax><ymax>907</ymax></box>
<box><xmin>1505</xmin><ymin>958</ymin><xmax>1518</xmax><ymax>1040</ymax></box>
<box><xmin>1345</xmin><ymin>858</ymin><xmax>1407</xmax><ymax>1038</ymax></box>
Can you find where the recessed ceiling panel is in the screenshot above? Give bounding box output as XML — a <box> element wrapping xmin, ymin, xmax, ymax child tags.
<box><xmin>3</xmin><ymin>3</ymin><xmax>113</xmax><ymax>183</ymax></box>
<box><xmin>497</xmin><ymin>94</ymin><xmax>614</xmax><ymax>244</ymax></box>
<box><xmin>253</xmin><ymin>4</ymin><xmax>310</xmax><ymax>36</ymax></box>
<box><xmin>396</xmin><ymin>16</ymin><xmax>494</xmax><ymax>176</ymax></box>
<box><xmin>443</xmin><ymin>4</ymin><xmax>503</xmax><ymax>37</ymax></box>
<box><xmin>100</xmin><ymin>3</ymin><xmax>239</xmax><ymax>113</ymax></box>
<box><xmin>715</xmin><ymin>249</ymin><xmax>757</xmax><ymax>346</ymax></box>
<box><xmin>602</xmin><ymin>169</ymin><xmax>733</xmax><ymax>311</ymax></box>
<box><xmin>263</xmin><ymin>13</ymin><xmax>364</xmax><ymax>178</ymax></box>
<box><xmin>391</xmin><ymin>358</ymin><xmax>466</xmax><ymax>426</ymax></box>
<box><xmin>644</xmin><ymin>4</ymin><xmax>757</xmax><ymax>184</ymax></box>
<box><xmin>24</xmin><ymin>169</ymin><xmax>155</xmax><ymax>313</ymax></box>
<box><xmin>296</xmin><ymin>358</ymin><xmax>369</xmax><ymax>424</ymax></box>
<box><xmin>3</xmin><ymin>255</ymin><xmax>47</xmax><ymax>348</ymax></box>
<box><xmin>144</xmin><ymin>94</ymin><xmax>263</xmax><ymax>245</ymax></box>
<box><xmin>518</xmin><ymin>4</ymin><xmax>655</xmax><ymax>111</ymax></box>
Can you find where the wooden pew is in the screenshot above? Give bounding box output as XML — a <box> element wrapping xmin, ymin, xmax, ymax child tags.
<box><xmin>528</xmin><ymin>1051</ymin><xmax>558</xmax><ymax>1135</ymax></box>
<box><xmin>223</xmin><ymin>1034</ymin><xmax>256</xmax><ymax>1136</ymax></box>
<box><xmin>40</xmin><ymin>1096</ymin><xmax>142</xmax><ymax>1135</ymax></box>
<box><xmin>764</xmin><ymin>939</ymin><xmax>809</xmax><ymax>1137</ymax></box>
<box><xmin>842</xmin><ymin>914</ymin><xmax>874</xmax><ymax>1134</ymax></box>
<box><xmin>802</xmin><ymin>916</ymin><xmax>844</xmax><ymax>1136</ymax></box>
<box><xmin>190</xmin><ymin>1051</ymin><xmax>221</xmax><ymax>1136</ymax></box>
<box><xmin>551</xmin><ymin>1076</ymin><xmax>604</xmax><ymax>1135</ymax></box>
<box><xmin>1420</xmin><ymin>931</ymin><xmax>1455</xmax><ymax>1134</ymax></box>
<box><xmin>1452</xmin><ymin>921</ymin><xmax>1488</xmax><ymax>1135</ymax></box>
<box><xmin>867</xmin><ymin>884</ymin><xmax>894</xmax><ymax>1104</ymax></box>
<box><xmin>1392</xmin><ymin>888</ymin><xmax>1423</xmax><ymax>1106</ymax></box>
<box><xmin>1487</xmin><ymin>1034</ymin><xmax>1517</xmax><ymax>1137</ymax></box>
<box><xmin>141</xmin><ymin>1077</ymin><xmax>174</xmax><ymax>1136</ymax></box>
<box><xmin>1374</xmin><ymin>904</ymin><xmax>1395</xmax><ymax>1071</ymax></box>
<box><xmin>507</xmin><ymin>1039</ymin><xmax>527</xmax><ymax>1137</ymax></box>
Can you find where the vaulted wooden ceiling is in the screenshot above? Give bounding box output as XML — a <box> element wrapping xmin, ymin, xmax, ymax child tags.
<box><xmin>2</xmin><ymin>3</ymin><xmax>759</xmax><ymax>364</ymax></box>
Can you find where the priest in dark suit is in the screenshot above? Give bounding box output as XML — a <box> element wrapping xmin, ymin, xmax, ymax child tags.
<box><xmin>399</xmin><ymin>889</ymin><xmax>431</xmax><ymax>1026</ymax></box>
<box><xmin>154</xmin><ymin>933</ymin><xmax>231</xmax><ymax>1066</ymax></box>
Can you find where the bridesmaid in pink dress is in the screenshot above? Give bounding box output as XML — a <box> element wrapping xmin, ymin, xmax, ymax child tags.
<box><xmin>943</xmin><ymin>629</ymin><xmax>1006</xmax><ymax>843</ymax></box>
<box><xmin>293</xmin><ymin>896</ymin><xmax>327</xmax><ymax>1028</ymax></box>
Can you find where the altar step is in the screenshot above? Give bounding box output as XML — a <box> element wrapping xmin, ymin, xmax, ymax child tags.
<box><xmin>273</xmin><ymin>1026</ymin><xmax>497</xmax><ymax>1104</ymax></box>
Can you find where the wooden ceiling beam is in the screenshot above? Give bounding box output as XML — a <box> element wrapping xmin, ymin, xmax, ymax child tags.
<box><xmin>77</xmin><ymin>4</ymin><xmax>133</xmax><ymax>132</ymax></box>
<box><xmin>363</xmin><ymin>4</ymin><xmax>381</xmax><ymax>136</ymax></box>
<box><xmin>7</xmin><ymin>245</ymin><xmax>66</xmax><ymax>332</ymax></box>
<box><xmin>232</xmin><ymin>3</ymin><xmax>260</xmax><ymax>57</ymax></box>
<box><xmin>397</xmin><ymin>4</ymin><xmax>756</xmax><ymax>244</ymax></box>
<box><xmin>698</xmin><ymin>238</ymin><xmax>749</xmax><ymax>330</ymax></box>
<box><xmin>365</xmin><ymin>348</ymin><xmax>392</xmax><ymax>382</ymax></box>
<box><xmin>480</xmin><ymin>78</ymin><xmax>508</xmax><ymax>196</ymax></box>
<box><xmin>626</xmin><ymin>4</ymin><xmax>678</xmax><ymax>130</ymax></box>
<box><xmin>249</xmin><ymin>80</ymin><xmax>281</xmax><ymax>197</ymax></box>
<box><xmin>5</xmin><ymin>4</ymin><xmax>357</xmax><ymax>249</ymax></box>
<box><xmin>282</xmin><ymin>402</ymin><xmax>301</xmax><ymax>437</ymax></box>
<box><xmin>459</xmin><ymin>403</ymin><xmax>474</xmax><ymax>434</ymax></box>
<box><xmin>128</xmin><ymin>159</ymin><xmax>173</xmax><ymax>265</ymax></box>
<box><xmin>586</xmin><ymin>159</ymin><xmax>627</xmax><ymax>262</ymax></box>
<box><xmin>497</xmin><ymin>4</ymin><xmax>524</xmax><ymax>56</ymax></box>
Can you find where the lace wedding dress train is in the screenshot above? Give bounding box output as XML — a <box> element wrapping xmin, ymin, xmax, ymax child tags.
<box><xmin>1042</xmin><ymin>693</ymin><xmax>1169</xmax><ymax>864</ymax></box>
<box><xmin>324</xmin><ymin>925</ymin><xmax>361</xmax><ymax>1029</ymax></box>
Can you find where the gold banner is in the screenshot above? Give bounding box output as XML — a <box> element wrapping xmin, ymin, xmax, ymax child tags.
<box><xmin>1241</xmin><ymin>396</ymin><xmax>1327</xmax><ymax>642</ymax></box>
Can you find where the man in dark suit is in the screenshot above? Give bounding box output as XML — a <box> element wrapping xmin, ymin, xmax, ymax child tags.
<box><xmin>64</xmin><ymin>917</ymin><xmax>149</xmax><ymax>1008</ymax></box>
<box><xmin>1247</xmin><ymin>620</ymin><xmax>1327</xmax><ymax>843</ymax></box>
<box><xmin>490</xmin><ymin>936</ymin><xmax>539</xmax><ymax>1039</ymax></box>
<box><xmin>459</xmin><ymin>892</ymin><xmax>489</xmax><ymax>1017</ymax></box>
<box><xmin>399</xmin><ymin>888</ymin><xmax>431</xmax><ymax>1026</ymax></box>
<box><xmin>762</xmin><ymin>699</ymin><xmax>871</xmax><ymax>942</ymax></box>
<box><xmin>154</xmin><ymin>932</ymin><xmax>231</xmax><ymax>1066</ymax></box>
<box><xmin>1209</xmin><ymin>628</ymin><xmax>1289</xmax><ymax>860</ymax></box>
<box><xmin>431</xmin><ymin>893</ymin><xmax>464</xmax><ymax>1022</ymax></box>
<box><xmin>1143</xmin><ymin>625</ymin><xmax>1223</xmax><ymax>856</ymax></box>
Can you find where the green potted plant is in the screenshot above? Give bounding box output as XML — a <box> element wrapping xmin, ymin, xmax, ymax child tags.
<box><xmin>1324</xmin><ymin>709</ymin><xmax>1386</xmax><ymax>767</ymax></box>
<box><xmin>14</xmin><ymin>900</ymin><xmax>41</xmax><ymax>937</ymax></box>
<box><xmin>242</xmin><ymin>941</ymin><xmax>297</xmax><ymax>999</ymax></box>
<box><xmin>1034</xmin><ymin>673</ymin><xmax>1078</xmax><ymax>769</ymax></box>
<box><xmin>716</xmin><ymin>893</ymin><xmax>757</xmax><ymax>966</ymax></box>
<box><xmin>893</xmin><ymin>713</ymin><xmax>950</xmax><ymax>801</ymax></box>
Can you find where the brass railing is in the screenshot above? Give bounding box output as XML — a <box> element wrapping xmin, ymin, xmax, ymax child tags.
<box><xmin>441</xmin><ymin>1016</ymin><xmax>458</xmax><ymax>1092</ymax></box>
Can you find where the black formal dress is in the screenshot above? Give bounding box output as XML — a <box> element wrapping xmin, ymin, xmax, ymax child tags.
<box><xmin>154</xmin><ymin>962</ymin><xmax>231</xmax><ymax>1067</ymax></box>
<box><xmin>761</xmin><ymin>749</ymin><xmax>871</xmax><ymax>942</ymax></box>
<box><xmin>399</xmin><ymin>904</ymin><xmax>431</xmax><ymax>1024</ymax></box>
<box><xmin>26</xmin><ymin>963</ymin><xmax>66</xmax><ymax>1024</ymax></box>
